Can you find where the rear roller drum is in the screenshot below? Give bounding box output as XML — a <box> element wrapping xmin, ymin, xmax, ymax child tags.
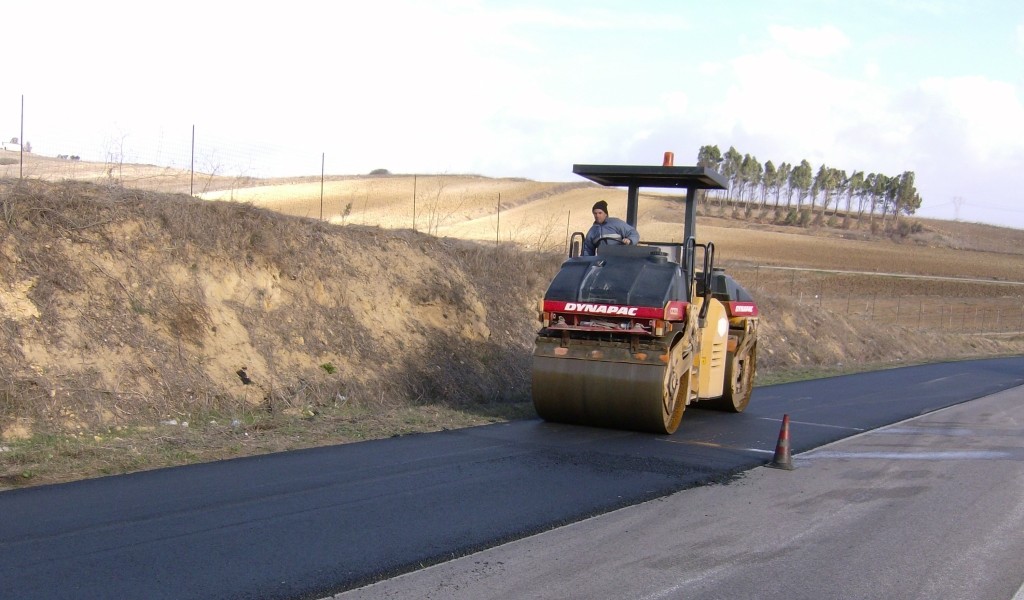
<box><xmin>702</xmin><ymin>343</ymin><xmax>757</xmax><ymax>412</ymax></box>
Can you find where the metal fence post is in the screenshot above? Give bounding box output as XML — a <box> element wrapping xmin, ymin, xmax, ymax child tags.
<box><xmin>564</xmin><ymin>210</ymin><xmax>571</xmax><ymax>253</ymax></box>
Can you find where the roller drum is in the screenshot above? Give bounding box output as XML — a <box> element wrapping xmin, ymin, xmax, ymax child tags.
<box><xmin>532</xmin><ymin>339</ymin><xmax>691</xmax><ymax>434</ymax></box>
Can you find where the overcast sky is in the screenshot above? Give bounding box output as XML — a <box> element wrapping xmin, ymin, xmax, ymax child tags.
<box><xmin>5</xmin><ymin>0</ymin><xmax>1024</xmax><ymax>228</ymax></box>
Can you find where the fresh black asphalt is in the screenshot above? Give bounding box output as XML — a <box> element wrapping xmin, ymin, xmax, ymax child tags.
<box><xmin>1</xmin><ymin>356</ymin><xmax>1022</xmax><ymax>600</ymax></box>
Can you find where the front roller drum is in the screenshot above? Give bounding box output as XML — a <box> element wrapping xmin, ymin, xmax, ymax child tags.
<box><xmin>532</xmin><ymin>343</ymin><xmax>693</xmax><ymax>434</ymax></box>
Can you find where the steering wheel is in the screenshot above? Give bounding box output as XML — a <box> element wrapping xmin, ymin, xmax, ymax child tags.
<box><xmin>596</xmin><ymin>235</ymin><xmax>627</xmax><ymax>247</ymax></box>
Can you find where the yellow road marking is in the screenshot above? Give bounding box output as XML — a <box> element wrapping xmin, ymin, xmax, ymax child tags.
<box><xmin>658</xmin><ymin>438</ymin><xmax>774</xmax><ymax>454</ymax></box>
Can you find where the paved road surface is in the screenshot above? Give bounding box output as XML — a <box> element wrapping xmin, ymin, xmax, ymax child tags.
<box><xmin>1</xmin><ymin>357</ymin><xmax>1021</xmax><ymax>599</ymax></box>
<box><xmin>337</xmin><ymin>385</ymin><xmax>1024</xmax><ymax>600</ymax></box>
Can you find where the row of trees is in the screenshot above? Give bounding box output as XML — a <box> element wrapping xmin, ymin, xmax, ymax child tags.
<box><xmin>695</xmin><ymin>145</ymin><xmax>922</xmax><ymax>225</ymax></box>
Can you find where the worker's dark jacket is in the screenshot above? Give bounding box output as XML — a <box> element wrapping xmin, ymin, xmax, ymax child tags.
<box><xmin>583</xmin><ymin>217</ymin><xmax>640</xmax><ymax>256</ymax></box>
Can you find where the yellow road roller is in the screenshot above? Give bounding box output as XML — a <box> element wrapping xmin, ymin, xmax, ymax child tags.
<box><xmin>532</xmin><ymin>154</ymin><xmax>759</xmax><ymax>434</ymax></box>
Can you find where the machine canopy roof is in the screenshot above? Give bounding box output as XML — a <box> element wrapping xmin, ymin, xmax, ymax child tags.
<box><xmin>573</xmin><ymin>164</ymin><xmax>728</xmax><ymax>190</ymax></box>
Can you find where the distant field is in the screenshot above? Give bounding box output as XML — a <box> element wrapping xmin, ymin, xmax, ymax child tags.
<box><xmin>198</xmin><ymin>166</ymin><xmax>1024</xmax><ymax>337</ymax></box>
<box><xmin>197</xmin><ymin>175</ymin><xmax>1024</xmax><ymax>281</ymax></box>
<box><xmin>6</xmin><ymin>151</ymin><xmax>1024</xmax><ymax>300</ymax></box>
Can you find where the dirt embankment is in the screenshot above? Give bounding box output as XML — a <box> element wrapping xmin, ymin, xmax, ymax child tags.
<box><xmin>0</xmin><ymin>179</ymin><xmax>558</xmax><ymax>441</ymax></box>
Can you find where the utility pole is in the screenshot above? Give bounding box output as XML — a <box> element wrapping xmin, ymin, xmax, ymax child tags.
<box><xmin>190</xmin><ymin>125</ymin><xmax>195</xmax><ymax>196</ymax></box>
<box><xmin>20</xmin><ymin>95</ymin><xmax>24</xmax><ymax>179</ymax></box>
<box><xmin>952</xmin><ymin>196</ymin><xmax>964</xmax><ymax>221</ymax></box>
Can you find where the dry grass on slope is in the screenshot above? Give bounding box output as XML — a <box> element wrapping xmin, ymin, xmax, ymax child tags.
<box><xmin>0</xmin><ymin>179</ymin><xmax>562</xmax><ymax>486</ymax></box>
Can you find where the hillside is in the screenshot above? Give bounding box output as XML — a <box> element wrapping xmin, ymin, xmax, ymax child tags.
<box><xmin>1</xmin><ymin>167</ymin><xmax>1023</xmax><ymax>487</ymax></box>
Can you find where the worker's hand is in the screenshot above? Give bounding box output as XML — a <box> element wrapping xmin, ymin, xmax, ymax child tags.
<box><xmin>622</xmin><ymin>239</ymin><xmax>631</xmax><ymax>245</ymax></box>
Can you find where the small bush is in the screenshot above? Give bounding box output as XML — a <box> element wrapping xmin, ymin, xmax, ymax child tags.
<box><xmin>369</xmin><ymin>168</ymin><xmax>391</xmax><ymax>176</ymax></box>
<box><xmin>894</xmin><ymin>220</ymin><xmax>924</xmax><ymax>238</ymax></box>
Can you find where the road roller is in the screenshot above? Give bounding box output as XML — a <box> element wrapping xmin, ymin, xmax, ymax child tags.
<box><xmin>531</xmin><ymin>154</ymin><xmax>759</xmax><ymax>434</ymax></box>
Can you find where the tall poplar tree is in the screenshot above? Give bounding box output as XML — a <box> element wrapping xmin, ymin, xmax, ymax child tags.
<box><xmin>790</xmin><ymin>160</ymin><xmax>813</xmax><ymax>210</ymax></box>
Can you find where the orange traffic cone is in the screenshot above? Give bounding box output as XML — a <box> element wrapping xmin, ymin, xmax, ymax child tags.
<box><xmin>768</xmin><ymin>414</ymin><xmax>794</xmax><ymax>470</ymax></box>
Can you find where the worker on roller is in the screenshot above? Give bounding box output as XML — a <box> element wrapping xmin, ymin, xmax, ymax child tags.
<box><xmin>583</xmin><ymin>200</ymin><xmax>639</xmax><ymax>256</ymax></box>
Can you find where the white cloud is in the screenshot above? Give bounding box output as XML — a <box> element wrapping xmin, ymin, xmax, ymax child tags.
<box><xmin>659</xmin><ymin>22</ymin><xmax>1024</xmax><ymax>227</ymax></box>
<box><xmin>698</xmin><ymin>61</ymin><xmax>725</xmax><ymax>76</ymax></box>
<box><xmin>483</xmin><ymin>3</ymin><xmax>692</xmax><ymax>32</ymax></box>
<box><xmin>918</xmin><ymin>76</ymin><xmax>1024</xmax><ymax>166</ymax></box>
<box><xmin>659</xmin><ymin>92</ymin><xmax>689</xmax><ymax>117</ymax></box>
<box><xmin>701</xmin><ymin>43</ymin><xmax>893</xmax><ymax>169</ymax></box>
<box><xmin>768</xmin><ymin>24</ymin><xmax>850</xmax><ymax>58</ymax></box>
